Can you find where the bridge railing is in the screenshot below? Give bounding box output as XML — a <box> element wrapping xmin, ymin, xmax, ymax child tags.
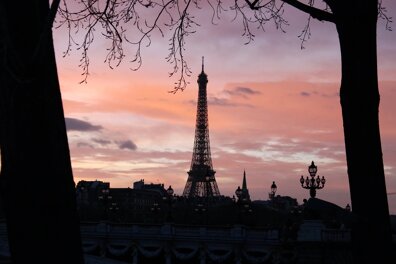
<box><xmin>79</xmin><ymin>222</ymin><xmax>280</xmax><ymax>244</ymax></box>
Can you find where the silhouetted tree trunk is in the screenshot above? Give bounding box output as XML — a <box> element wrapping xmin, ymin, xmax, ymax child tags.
<box><xmin>334</xmin><ymin>1</ymin><xmax>393</xmax><ymax>263</ymax></box>
<box><xmin>0</xmin><ymin>1</ymin><xmax>84</xmax><ymax>263</ymax></box>
<box><xmin>276</xmin><ymin>0</ymin><xmax>394</xmax><ymax>262</ymax></box>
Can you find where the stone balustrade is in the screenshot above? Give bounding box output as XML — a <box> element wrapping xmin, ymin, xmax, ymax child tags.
<box><xmin>0</xmin><ymin>220</ymin><xmax>355</xmax><ymax>263</ymax></box>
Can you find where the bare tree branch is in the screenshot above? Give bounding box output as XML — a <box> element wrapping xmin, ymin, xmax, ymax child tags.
<box><xmin>378</xmin><ymin>0</ymin><xmax>393</xmax><ymax>31</ymax></box>
<box><xmin>53</xmin><ymin>0</ymin><xmax>391</xmax><ymax>91</ymax></box>
<box><xmin>55</xmin><ymin>0</ymin><xmax>291</xmax><ymax>89</ymax></box>
<box><xmin>278</xmin><ymin>0</ymin><xmax>335</xmax><ymax>22</ymax></box>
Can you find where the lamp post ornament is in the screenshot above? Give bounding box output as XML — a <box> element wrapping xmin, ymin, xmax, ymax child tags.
<box><xmin>299</xmin><ymin>161</ymin><xmax>326</xmax><ymax>198</ymax></box>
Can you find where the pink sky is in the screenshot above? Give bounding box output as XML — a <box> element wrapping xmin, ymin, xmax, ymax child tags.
<box><xmin>52</xmin><ymin>1</ymin><xmax>396</xmax><ymax>214</ymax></box>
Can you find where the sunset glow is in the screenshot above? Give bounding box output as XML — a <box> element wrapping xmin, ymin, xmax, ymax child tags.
<box><xmin>52</xmin><ymin>1</ymin><xmax>396</xmax><ymax>213</ymax></box>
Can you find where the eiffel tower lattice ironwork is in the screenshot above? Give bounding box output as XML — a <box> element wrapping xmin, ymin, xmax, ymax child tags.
<box><xmin>182</xmin><ymin>57</ymin><xmax>221</xmax><ymax>198</ymax></box>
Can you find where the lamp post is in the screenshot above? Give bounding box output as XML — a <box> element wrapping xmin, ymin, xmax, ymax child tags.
<box><xmin>345</xmin><ymin>203</ymin><xmax>351</xmax><ymax>212</ymax></box>
<box><xmin>194</xmin><ymin>202</ymin><xmax>207</xmax><ymax>225</ymax></box>
<box><xmin>235</xmin><ymin>186</ymin><xmax>252</xmax><ymax>224</ymax></box>
<box><xmin>98</xmin><ymin>188</ymin><xmax>112</xmax><ymax>221</ymax></box>
<box><xmin>150</xmin><ymin>202</ymin><xmax>161</xmax><ymax>223</ymax></box>
<box><xmin>235</xmin><ymin>186</ymin><xmax>242</xmax><ymax>223</ymax></box>
<box><xmin>299</xmin><ymin>161</ymin><xmax>326</xmax><ymax>198</ymax></box>
<box><xmin>235</xmin><ymin>186</ymin><xmax>242</xmax><ymax>200</ymax></box>
<box><xmin>163</xmin><ymin>185</ymin><xmax>175</xmax><ymax>222</ymax></box>
<box><xmin>108</xmin><ymin>202</ymin><xmax>119</xmax><ymax>222</ymax></box>
<box><xmin>269</xmin><ymin>181</ymin><xmax>277</xmax><ymax>200</ymax></box>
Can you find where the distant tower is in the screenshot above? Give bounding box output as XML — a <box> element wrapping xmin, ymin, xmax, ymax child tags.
<box><xmin>182</xmin><ymin>57</ymin><xmax>221</xmax><ymax>198</ymax></box>
<box><xmin>235</xmin><ymin>170</ymin><xmax>251</xmax><ymax>202</ymax></box>
<box><xmin>241</xmin><ymin>170</ymin><xmax>251</xmax><ymax>201</ymax></box>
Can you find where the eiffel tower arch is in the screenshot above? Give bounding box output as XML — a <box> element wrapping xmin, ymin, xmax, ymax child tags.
<box><xmin>182</xmin><ymin>57</ymin><xmax>221</xmax><ymax>198</ymax></box>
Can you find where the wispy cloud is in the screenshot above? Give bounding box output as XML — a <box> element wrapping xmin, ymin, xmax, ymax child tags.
<box><xmin>225</xmin><ymin>86</ymin><xmax>261</xmax><ymax>98</ymax></box>
<box><xmin>299</xmin><ymin>90</ymin><xmax>339</xmax><ymax>98</ymax></box>
<box><xmin>118</xmin><ymin>140</ymin><xmax>138</xmax><ymax>151</ymax></box>
<box><xmin>65</xmin><ymin>117</ymin><xmax>103</xmax><ymax>132</ymax></box>
<box><xmin>208</xmin><ymin>97</ymin><xmax>239</xmax><ymax>107</ymax></box>
<box><xmin>188</xmin><ymin>97</ymin><xmax>253</xmax><ymax>108</ymax></box>
<box><xmin>92</xmin><ymin>138</ymin><xmax>112</xmax><ymax>145</ymax></box>
<box><xmin>77</xmin><ymin>142</ymin><xmax>94</xmax><ymax>148</ymax></box>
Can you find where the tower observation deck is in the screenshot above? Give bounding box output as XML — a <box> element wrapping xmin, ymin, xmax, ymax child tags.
<box><xmin>182</xmin><ymin>58</ymin><xmax>221</xmax><ymax>198</ymax></box>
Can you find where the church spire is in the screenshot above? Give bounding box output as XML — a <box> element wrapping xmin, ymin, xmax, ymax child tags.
<box><xmin>242</xmin><ymin>170</ymin><xmax>247</xmax><ymax>190</ymax></box>
<box><xmin>202</xmin><ymin>56</ymin><xmax>204</xmax><ymax>73</ymax></box>
<box><xmin>241</xmin><ymin>170</ymin><xmax>250</xmax><ymax>201</ymax></box>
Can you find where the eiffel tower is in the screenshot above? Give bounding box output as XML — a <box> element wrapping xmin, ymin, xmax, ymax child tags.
<box><xmin>182</xmin><ymin>57</ymin><xmax>221</xmax><ymax>198</ymax></box>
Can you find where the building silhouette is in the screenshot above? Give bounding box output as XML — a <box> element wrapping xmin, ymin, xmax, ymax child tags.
<box><xmin>182</xmin><ymin>57</ymin><xmax>220</xmax><ymax>198</ymax></box>
<box><xmin>75</xmin><ymin>180</ymin><xmax>166</xmax><ymax>222</ymax></box>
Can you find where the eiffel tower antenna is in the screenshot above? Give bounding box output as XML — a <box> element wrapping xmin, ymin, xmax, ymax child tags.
<box><xmin>182</xmin><ymin>58</ymin><xmax>220</xmax><ymax>198</ymax></box>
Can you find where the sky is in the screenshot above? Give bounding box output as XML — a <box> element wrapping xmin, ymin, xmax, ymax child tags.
<box><xmin>52</xmin><ymin>1</ymin><xmax>396</xmax><ymax>214</ymax></box>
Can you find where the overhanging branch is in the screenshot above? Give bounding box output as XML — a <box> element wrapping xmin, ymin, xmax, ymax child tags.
<box><xmin>245</xmin><ymin>0</ymin><xmax>334</xmax><ymax>22</ymax></box>
<box><xmin>280</xmin><ymin>0</ymin><xmax>335</xmax><ymax>23</ymax></box>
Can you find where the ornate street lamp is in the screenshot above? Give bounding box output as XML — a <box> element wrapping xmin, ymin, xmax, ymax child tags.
<box><xmin>151</xmin><ymin>202</ymin><xmax>161</xmax><ymax>211</ymax></box>
<box><xmin>108</xmin><ymin>202</ymin><xmax>119</xmax><ymax>222</ymax></box>
<box><xmin>163</xmin><ymin>185</ymin><xmax>175</xmax><ymax>221</ymax></box>
<box><xmin>299</xmin><ymin>161</ymin><xmax>326</xmax><ymax>198</ymax></box>
<box><xmin>345</xmin><ymin>203</ymin><xmax>351</xmax><ymax>212</ymax></box>
<box><xmin>235</xmin><ymin>186</ymin><xmax>252</xmax><ymax>224</ymax></box>
<box><xmin>235</xmin><ymin>186</ymin><xmax>242</xmax><ymax>201</ymax></box>
<box><xmin>269</xmin><ymin>181</ymin><xmax>277</xmax><ymax>200</ymax></box>
<box><xmin>150</xmin><ymin>202</ymin><xmax>161</xmax><ymax>223</ymax></box>
<box><xmin>167</xmin><ymin>185</ymin><xmax>174</xmax><ymax>196</ymax></box>
<box><xmin>194</xmin><ymin>203</ymin><xmax>207</xmax><ymax>213</ymax></box>
<box><xmin>98</xmin><ymin>188</ymin><xmax>112</xmax><ymax>221</ymax></box>
<box><xmin>194</xmin><ymin>202</ymin><xmax>207</xmax><ymax>224</ymax></box>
